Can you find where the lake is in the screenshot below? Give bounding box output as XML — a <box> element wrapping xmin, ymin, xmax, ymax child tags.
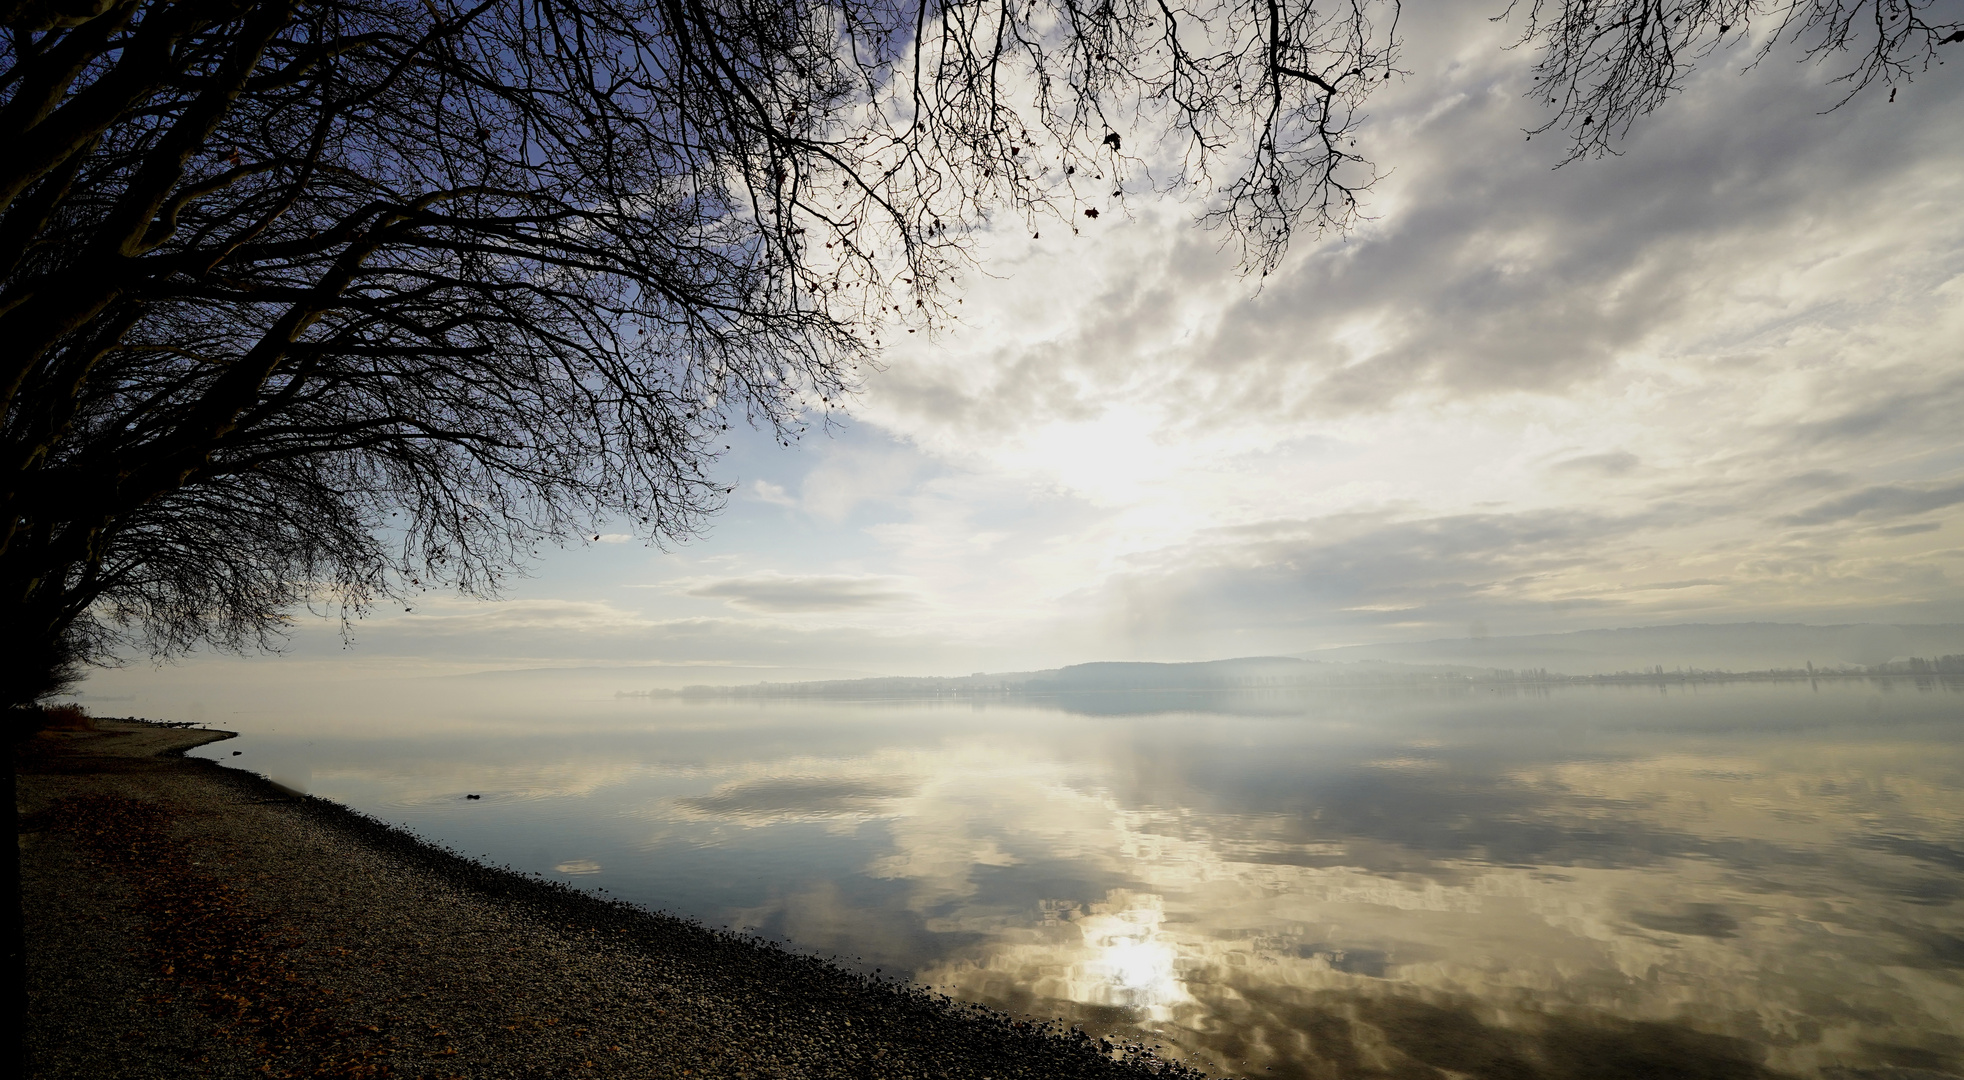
<box><xmin>187</xmin><ymin>677</ymin><xmax>1964</xmax><ymax>1079</ymax></box>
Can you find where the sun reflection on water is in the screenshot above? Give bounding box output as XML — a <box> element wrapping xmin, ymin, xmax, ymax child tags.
<box><xmin>189</xmin><ymin>682</ymin><xmax>1964</xmax><ymax>1079</ymax></box>
<box><xmin>1071</xmin><ymin>895</ymin><xmax>1192</xmax><ymax>1019</ymax></box>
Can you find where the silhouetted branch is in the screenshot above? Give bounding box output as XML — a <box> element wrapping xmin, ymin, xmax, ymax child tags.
<box><xmin>0</xmin><ymin>0</ymin><xmax>1946</xmax><ymax>706</ymax></box>
<box><xmin>1507</xmin><ymin>0</ymin><xmax>1963</xmax><ymax>162</ymax></box>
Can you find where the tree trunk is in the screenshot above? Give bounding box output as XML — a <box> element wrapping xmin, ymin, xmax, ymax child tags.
<box><xmin>4</xmin><ymin>736</ymin><xmax>26</xmax><ymax>1075</ymax></box>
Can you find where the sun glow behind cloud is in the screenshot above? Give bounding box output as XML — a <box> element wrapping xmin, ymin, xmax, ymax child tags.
<box><xmin>80</xmin><ymin>3</ymin><xmax>1964</xmax><ymax>697</ymax></box>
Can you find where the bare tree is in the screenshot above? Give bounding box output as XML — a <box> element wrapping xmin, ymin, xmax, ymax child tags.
<box><xmin>1</xmin><ymin>0</ymin><xmax>1956</xmax><ymax>714</ymax></box>
<box><xmin>0</xmin><ymin>0</ymin><xmax>1409</xmax><ymax>712</ymax></box>
<box><xmin>2</xmin><ymin>0</ymin><xmax>1955</xmax><ymax>1060</ymax></box>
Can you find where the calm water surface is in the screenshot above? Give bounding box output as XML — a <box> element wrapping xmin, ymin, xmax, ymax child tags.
<box><xmin>189</xmin><ymin>679</ymin><xmax>1964</xmax><ymax>1079</ymax></box>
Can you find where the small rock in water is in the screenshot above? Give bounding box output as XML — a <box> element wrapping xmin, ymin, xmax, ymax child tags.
<box><xmin>466</xmin><ymin>794</ymin><xmax>481</xmax><ymax>800</ymax></box>
<box><xmin>232</xmin><ymin>751</ymin><xmax>242</xmax><ymax>756</ymax></box>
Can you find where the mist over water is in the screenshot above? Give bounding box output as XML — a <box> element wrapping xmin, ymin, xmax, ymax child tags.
<box><xmin>189</xmin><ymin>679</ymin><xmax>1964</xmax><ymax>1079</ymax></box>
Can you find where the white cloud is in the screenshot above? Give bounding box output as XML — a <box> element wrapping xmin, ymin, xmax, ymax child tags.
<box><xmin>90</xmin><ymin>3</ymin><xmax>1964</xmax><ymax>685</ymax></box>
<box><xmin>391</xmin><ymin>597</ymin><xmax>655</xmax><ymax>634</ymax></box>
<box><xmin>770</xmin><ymin>2</ymin><xmax>1964</xmax><ymax>659</ymax></box>
<box><xmin>1777</xmin><ymin>479</ymin><xmax>1964</xmax><ymax>527</ymax></box>
<box><xmin>750</xmin><ymin>479</ymin><xmax>798</xmax><ymax>507</ymax></box>
<box><xmin>676</xmin><ymin>571</ymin><xmax>918</xmax><ymax>614</ymax></box>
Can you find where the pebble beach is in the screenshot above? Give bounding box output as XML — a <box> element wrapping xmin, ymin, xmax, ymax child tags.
<box><xmin>19</xmin><ymin>719</ymin><xmax>1213</xmax><ymax>1080</ymax></box>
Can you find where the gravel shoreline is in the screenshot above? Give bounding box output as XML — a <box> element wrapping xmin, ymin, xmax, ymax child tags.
<box><xmin>20</xmin><ymin>719</ymin><xmax>1214</xmax><ymax>1080</ymax></box>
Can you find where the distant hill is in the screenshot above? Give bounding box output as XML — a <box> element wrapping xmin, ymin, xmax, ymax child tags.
<box><xmin>1298</xmin><ymin>622</ymin><xmax>1964</xmax><ymax>675</ymax></box>
<box><xmin>657</xmin><ymin>655</ymin><xmax>1484</xmax><ymax>698</ymax></box>
<box><xmin>1027</xmin><ymin>656</ymin><xmax>1338</xmax><ymax>690</ymax></box>
<box><xmin>650</xmin><ymin>623</ymin><xmax>1964</xmax><ymax>699</ymax></box>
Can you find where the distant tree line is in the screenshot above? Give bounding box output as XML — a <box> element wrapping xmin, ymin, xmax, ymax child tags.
<box><xmin>1860</xmin><ymin>655</ymin><xmax>1964</xmax><ymax>675</ymax></box>
<box><xmin>651</xmin><ymin>652</ymin><xmax>1964</xmax><ymax>699</ymax></box>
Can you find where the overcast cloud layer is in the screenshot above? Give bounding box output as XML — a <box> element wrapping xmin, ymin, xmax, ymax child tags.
<box><xmin>87</xmin><ymin>4</ymin><xmax>1964</xmax><ymax>698</ymax></box>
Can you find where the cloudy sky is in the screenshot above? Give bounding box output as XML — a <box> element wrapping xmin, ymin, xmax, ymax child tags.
<box><xmin>90</xmin><ymin>3</ymin><xmax>1964</xmax><ymax>698</ymax></box>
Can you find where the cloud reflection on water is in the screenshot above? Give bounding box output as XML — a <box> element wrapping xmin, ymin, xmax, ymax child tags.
<box><xmin>191</xmin><ymin>681</ymin><xmax>1963</xmax><ymax>1079</ymax></box>
<box><xmin>676</xmin><ymin>776</ymin><xmax>915</xmax><ymax>822</ymax></box>
<box><xmin>886</xmin><ymin>708</ymin><xmax>1963</xmax><ymax>1078</ymax></box>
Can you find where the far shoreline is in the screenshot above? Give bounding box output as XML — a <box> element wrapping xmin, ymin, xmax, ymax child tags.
<box><xmin>639</xmin><ymin>666</ymin><xmax>1964</xmax><ymax>702</ymax></box>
